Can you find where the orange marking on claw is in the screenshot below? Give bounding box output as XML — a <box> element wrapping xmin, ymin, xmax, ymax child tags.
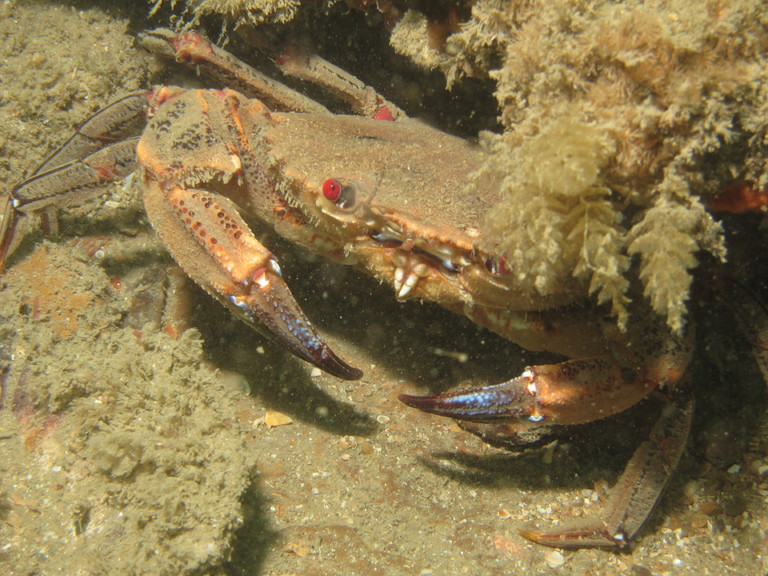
<box><xmin>195</xmin><ymin>89</ymin><xmax>210</xmax><ymax>116</ymax></box>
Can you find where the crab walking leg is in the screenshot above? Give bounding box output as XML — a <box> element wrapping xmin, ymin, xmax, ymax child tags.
<box><xmin>138</xmin><ymin>29</ymin><xmax>330</xmax><ymax>115</ymax></box>
<box><xmin>520</xmin><ymin>393</ymin><xmax>694</xmax><ymax>548</ymax></box>
<box><xmin>0</xmin><ymin>138</ymin><xmax>140</xmax><ymax>272</ymax></box>
<box><xmin>142</xmin><ymin>181</ymin><xmax>362</xmax><ymax>380</ymax></box>
<box><xmin>10</xmin><ymin>140</ymin><xmax>140</xmax><ymax>214</ymax></box>
<box><xmin>139</xmin><ymin>28</ymin><xmax>402</xmax><ymax>120</ymax></box>
<box><xmin>730</xmin><ymin>284</ymin><xmax>768</xmax><ymax>384</ymax></box>
<box><xmin>33</xmin><ymin>92</ymin><xmax>150</xmax><ymax>176</ymax></box>
<box><xmin>275</xmin><ymin>45</ymin><xmax>405</xmax><ymax>120</ymax></box>
<box><xmin>0</xmin><ymin>92</ymin><xmax>150</xmax><ymax>272</ymax></box>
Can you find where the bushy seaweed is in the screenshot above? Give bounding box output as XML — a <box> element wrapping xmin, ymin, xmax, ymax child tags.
<box><xmin>150</xmin><ymin>0</ymin><xmax>301</xmax><ymax>26</ymax></box>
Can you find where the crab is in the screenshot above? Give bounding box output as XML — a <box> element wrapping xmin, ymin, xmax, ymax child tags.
<box><xmin>0</xmin><ymin>28</ymin><xmax>748</xmax><ymax>549</ymax></box>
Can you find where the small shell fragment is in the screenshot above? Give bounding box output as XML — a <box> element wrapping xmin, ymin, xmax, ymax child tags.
<box><xmin>264</xmin><ymin>410</ymin><xmax>293</xmax><ymax>428</ymax></box>
<box><xmin>544</xmin><ymin>550</ymin><xmax>565</xmax><ymax>568</ymax></box>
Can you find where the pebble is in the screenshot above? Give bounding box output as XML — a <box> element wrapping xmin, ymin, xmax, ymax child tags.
<box><xmin>630</xmin><ymin>565</ymin><xmax>653</xmax><ymax>576</ymax></box>
<box><xmin>699</xmin><ymin>501</ymin><xmax>722</xmax><ymax>516</ymax></box>
<box><xmin>544</xmin><ymin>550</ymin><xmax>565</xmax><ymax>568</ymax></box>
<box><xmin>264</xmin><ymin>410</ymin><xmax>293</xmax><ymax>428</ymax></box>
<box><xmin>360</xmin><ymin>441</ymin><xmax>374</xmax><ymax>455</ymax></box>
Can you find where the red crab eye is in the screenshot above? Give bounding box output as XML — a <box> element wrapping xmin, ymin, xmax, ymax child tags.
<box><xmin>321</xmin><ymin>178</ymin><xmax>357</xmax><ymax>210</ymax></box>
<box><xmin>322</xmin><ymin>178</ymin><xmax>342</xmax><ymax>201</ymax></box>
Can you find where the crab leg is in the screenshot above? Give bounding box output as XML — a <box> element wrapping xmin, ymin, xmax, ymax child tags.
<box><xmin>139</xmin><ymin>28</ymin><xmax>403</xmax><ymax>120</ymax></box>
<box><xmin>520</xmin><ymin>393</ymin><xmax>693</xmax><ymax>548</ymax></box>
<box><xmin>10</xmin><ymin>139</ymin><xmax>140</xmax><ymax>214</ymax></box>
<box><xmin>0</xmin><ymin>138</ymin><xmax>142</xmax><ymax>272</ymax></box>
<box><xmin>142</xmin><ymin>180</ymin><xmax>362</xmax><ymax>380</ymax></box>
<box><xmin>0</xmin><ymin>92</ymin><xmax>150</xmax><ymax>272</ymax></box>
<box><xmin>274</xmin><ymin>42</ymin><xmax>405</xmax><ymax>119</ymax></box>
<box><xmin>33</xmin><ymin>92</ymin><xmax>150</xmax><ymax>175</ymax></box>
<box><xmin>138</xmin><ymin>29</ymin><xmax>330</xmax><ymax>115</ymax></box>
<box><xmin>730</xmin><ymin>283</ymin><xmax>768</xmax><ymax>384</ymax></box>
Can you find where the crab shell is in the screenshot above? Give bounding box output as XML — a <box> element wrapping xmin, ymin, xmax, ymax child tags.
<box><xmin>260</xmin><ymin>110</ymin><xmax>606</xmax><ymax>359</ymax></box>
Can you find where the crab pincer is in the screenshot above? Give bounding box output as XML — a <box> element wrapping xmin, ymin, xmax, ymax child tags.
<box><xmin>221</xmin><ymin>256</ymin><xmax>362</xmax><ymax>380</ymax></box>
<box><xmin>399</xmin><ymin>356</ymin><xmax>665</xmax><ymax>426</ymax></box>
<box><xmin>143</xmin><ymin>183</ymin><xmax>362</xmax><ymax>380</ymax></box>
<box><xmin>137</xmin><ymin>106</ymin><xmax>361</xmax><ymax>381</ymax></box>
<box><xmin>398</xmin><ymin>375</ymin><xmax>540</xmax><ymax>423</ymax></box>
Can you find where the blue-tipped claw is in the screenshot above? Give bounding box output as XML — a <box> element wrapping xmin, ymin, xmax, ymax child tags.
<box><xmin>225</xmin><ymin>261</ymin><xmax>362</xmax><ymax>381</ymax></box>
<box><xmin>398</xmin><ymin>376</ymin><xmax>536</xmax><ymax>422</ymax></box>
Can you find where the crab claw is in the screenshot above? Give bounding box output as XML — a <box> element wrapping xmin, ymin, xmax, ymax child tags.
<box><xmin>398</xmin><ymin>375</ymin><xmax>538</xmax><ymax>423</ymax></box>
<box><xmin>400</xmin><ymin>356</ymin><xmax>672</xmax><ymax>426</ymax></box>
<box><xmin>140</xmin><ymin>177</ymin><xmax>362</xmax><ymax>381</ymax></box>
<box><xmin>223</xmin><ymin>259</ymin><xmax>363</xmax><ymax>381</ymax></box>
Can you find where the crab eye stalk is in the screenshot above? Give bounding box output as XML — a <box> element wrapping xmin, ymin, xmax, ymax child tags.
<box><xmin>322</xmin><ymin>178</ymin><xmax>357</xmax><ymax>210</ymax></box>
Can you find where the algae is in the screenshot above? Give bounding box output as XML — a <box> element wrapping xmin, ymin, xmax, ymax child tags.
<box><xmin>150</xmin><ymin>0</ymin><xmax>302</xmax><ymax>27</ymax></box>
<box><xmin>389</xmin><ymin>0</ymin><xmax>768</xmax><ymax>332</ymax></box>
<box><xmin>0</xmin><ymin>242</ymin><xmax>253</xmax><ymax>576</ymax></box>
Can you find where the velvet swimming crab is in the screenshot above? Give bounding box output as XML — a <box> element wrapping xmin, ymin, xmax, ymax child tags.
<box><xmin>1</xmin><ymin>29</ymin><xmax>761</xmax><ymax>549</ymax></box>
